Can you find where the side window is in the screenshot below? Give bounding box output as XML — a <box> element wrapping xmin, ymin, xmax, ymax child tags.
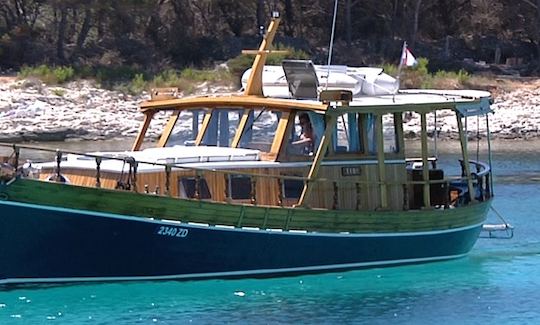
<box><xmin>201</xmin><ymin>109</ymin><xmax>242</xmax><ymax>147</ymax></box>
<box><xmin>287</xmin><ymin>112</ymin><xmax>324</xmax><ymax>156</ymax></box>
<box><xmin>229</xmin><ymin>175</ymin><xmax>252</xmax><ymax>200</ymax></box>
<box><xmin>179</xmin><ymin>177</ymin><xmax>211</xmax><ymax>199</ymax></box>
<box><xmin>166</xmin><ymin>110</ymin><xmax>206</xmax><ymax>147</ymax></box>
<box><xmin>283</xmin><ymin>179</ymin><xmax>304</xmax><ymax>198</ymax></box>
<box><xmin>363</xmin><ymin>113</ymin><xmax>377</xmax><ymax>155</ymax></box>
<box><xmin>238</xmin><ymin>109</ymin><xmax>279</xmax><ymax>152</ymax></box>
<box><xmin>359</xmin><ymin>113</ymin><xmax>399</xmax><ymax>155</ymax></box>
<box><xmin>333</xmin><ymin>113</ymin><xmax>362</xmax><ymax>153</ymax></box>
<box><xmin>383</xmin><ymin>113</ymin><xmax>398</xmax><ymax>153</ymax></box>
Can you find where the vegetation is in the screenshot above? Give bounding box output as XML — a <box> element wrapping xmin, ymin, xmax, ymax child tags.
<box><xmin>15</xmin><ymin>44</ymin><xmax>312</xmax><ymax>93</ymax></box>
<box><xmin>19</xmin><ymin>65</ymin><xmax>75</xmax><ymax>84</ymax></box>
<box><xmin>4</xmin><ymin>0</ymin><xmax>539</xmax><ymax>93</ymax></box>
<box><xmin>1</xmin><ymin>0</ymin><xmax>539</xmax><ymax>74</ymax></box>
<box><xmin>227</xmin><ymin>44</ymin><xmax>310</xmax><ymax>81</ymax></box>
<box><xmin>383</xmin><ymin>57</ymin><xmax>472</xmax><ymax>89</ymax></box>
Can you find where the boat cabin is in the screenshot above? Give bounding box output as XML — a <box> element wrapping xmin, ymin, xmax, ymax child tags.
<box><xmin>30</xmin><ymin>84</ymin><xmax>492</xmax><ymax>214</ymax></box>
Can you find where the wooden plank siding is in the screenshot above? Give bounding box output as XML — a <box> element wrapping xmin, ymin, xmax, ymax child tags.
<box><xmin>2</xmin><ymin>178</ymin><xmax>490</xmax><ymax>233</ymax></box>
<box><xmin>38</xmin><ymin>162</ymin><xmax>408</xmax><ymax>211</ymax></box>
<box><xmin>310</xmin><ymin>164</ymin><xmax>406</xmax><ymax>211</ymax></box>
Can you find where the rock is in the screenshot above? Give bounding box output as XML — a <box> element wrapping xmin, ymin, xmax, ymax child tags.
<box><xmin>0</xmin><ymin>77</ymin><xmax>539</xmax><ymax>142</ymax></box>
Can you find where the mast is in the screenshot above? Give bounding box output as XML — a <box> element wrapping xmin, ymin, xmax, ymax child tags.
<box><xmin>243</xmin><ymin>14</ymin><xmax>282</xmax><ymax>96</ymax></box>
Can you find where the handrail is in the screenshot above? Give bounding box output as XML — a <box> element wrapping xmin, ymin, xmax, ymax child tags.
<box><xmin>0</xmin><ymin>142</ymin><xmax>487</xmax><ymax>186</ymax></box>
<box><xmin>0</xmin><ymin>142</ymin><xmax>491</xmax><ymax>209</ymax></box>
<box><xmin>469</xmin><ymin>159</ymin><xmax>490</xmax><ymax>178</ymax></box>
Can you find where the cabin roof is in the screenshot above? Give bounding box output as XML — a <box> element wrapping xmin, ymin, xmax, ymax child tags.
<box><xmin>139</xmin><ymin>89</ymin><xmax>491</xmax><ymax>116</ymax></box>
<box><xmin>341</xmin><ymin>90</ymin><xmax>491</xmax><ymax>115</ymax></box>
<box><xmin>139</xmin><ymin>93</ymin><xmax>328</xmax><ymax>113</ymax></box>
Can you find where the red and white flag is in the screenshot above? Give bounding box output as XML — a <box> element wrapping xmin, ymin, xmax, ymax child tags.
<box><xmin>394</xmin><ymin>42</ymin><xmax>418</xmax><ymax>93</ymax></box>
<box><xmin>401</xmin><ymin>45</ymin><xmax>418</xmax><ymax>67</ymax></box>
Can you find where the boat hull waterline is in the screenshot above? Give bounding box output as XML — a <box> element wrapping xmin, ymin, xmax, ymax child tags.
<box><xmin>0</xmin><ymin>199</ymin><xmax>489</xmax><ymax>285</ymax></box>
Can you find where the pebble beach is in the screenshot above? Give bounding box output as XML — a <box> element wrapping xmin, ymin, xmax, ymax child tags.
<box><xmin>0</xmin><ymin>76</ymin><xmax>539</xmax><ymax>143</ymax></box>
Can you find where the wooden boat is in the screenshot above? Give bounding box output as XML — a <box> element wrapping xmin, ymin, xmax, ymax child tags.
<box><xmin>0</xmin><ymin>17</ymin><xmax>494</xmax><ymax>285</ymax></box>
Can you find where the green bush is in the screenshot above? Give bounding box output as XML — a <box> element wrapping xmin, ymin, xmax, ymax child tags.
<box><xmin>227</xmin><ymin>55</ymin><xmax>255</xmax><ymax>78</ymax></box>
<box><xmin>181</xmin><ymin>67</ymin><xmax>212</xmax><ymax>81</ymax></box>
<box><xmin>152</xmin><ymin>69</ymin><xmax>182</xmax><ymax>87</ymax></box>
<box><xmin>381</xmin><ymin>63</ymin><xmax>398</xmax><ymax>77</ymax></box>
<box><xmin>414</xmin><ymin>57</ymin><xmax>429</xmax><ymax>76</ymax></box>
<box><xmin>128</xmin><ymin>73</ymin><xmax>147</xmax><ymax>94</ymax></box>
<box><xmin>18</xmin><ymin>64</ymin><xmax>75</xmax><ymax>84</ymax></box>
<box><xmin>95</xmin><ymin>66</ymin><xmax>141</xmax><ymax>85</ymax></box>
<box><xmin>53</xmin><ymin>66</ymin><xmax>74</xmax><ymax>83</ymax></box>
<box><xmin>227</xmin><ymin>44</ymin><xmax>310</xmax><ymax>81</ymax></box>
<box><xmin>434</xmin><ymin>69</ymin><xmax>470</xmax><ymax>82</ymax></box>
<box><xmin>457</xmin><ymin>69</ymin><xmax>471</xmax><ymax>84</ymax></box>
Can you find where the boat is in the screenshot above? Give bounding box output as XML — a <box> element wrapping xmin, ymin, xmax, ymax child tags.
<box><xmin>0</xmin><ymin>16</ymin><xmax>494</xmax><ymax>285</ymax></box>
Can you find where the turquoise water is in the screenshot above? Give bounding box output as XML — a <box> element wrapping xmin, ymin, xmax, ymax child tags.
<box><xmin>1</xmin><ymin>141</ymin><xmax>539</xmax><ymax>324</ymax></box>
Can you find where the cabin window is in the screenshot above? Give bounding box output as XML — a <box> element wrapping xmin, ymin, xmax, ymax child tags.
<box><xmin>362</xmin><ymin>113</ymin><xmax>377</xmax><ymax>155</ymax></box>
<box><xmin>332</xmin><ymin>113</ymin><xmax>362</xmax><ymax>153</ymax></box>
<box><xmin>359</xmin><ymin>113</ymin><xmax>399</xmax><ymax>155</ymax></box>
<box><xmin>166</xmin><ymin>110</ymin><xmax>206</xmax><ymax>147</ymax></box>
<box><xmin>287</xmin><ymin>112</ymin><xmax>324</xmax><ymax>156</ymax></box>
<box><xmin>283</xmin><ymin>179</ymin><xmax>304</xmax><ymax>198</ymax></box>
<box><xmin>229</xmin><ymin>175</ymin><xmax>252</xmax><ymax>200</ymax></box>
<box><xmin>201</xmin><ymin>109</ymin><xmax>242</xmax><ymax>147</ymax></box>
<box><xmin>383</xmin><ymin>113</ymin><xmax>399</xmax><ymax>153</ymax></box>
<box><xmin>238</xmin><ymin>109</ymin><xmax>280</xmax><ymax>152</ymax></box>
<box><xmin>179</xmin><ymin>177</ymin><xmax>211</xmax><ymax>199</ymax></box>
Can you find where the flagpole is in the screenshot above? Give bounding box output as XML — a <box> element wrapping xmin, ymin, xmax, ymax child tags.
<box><xmin>395</xmin><ymin>41</ymin><xmax>407</xmax><ymax>93</ymax></box>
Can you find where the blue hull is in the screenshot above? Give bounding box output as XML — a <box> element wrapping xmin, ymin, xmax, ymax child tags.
<box><xmin>0</xmin><ymin>200</ymin><xmax>483</xmax><ymax>284</ymax></box>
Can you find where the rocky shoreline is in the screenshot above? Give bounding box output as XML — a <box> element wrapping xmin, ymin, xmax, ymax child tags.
<box><xmin>0</xmin><ymin>76</ymin><xmax>539</xmax><ymax>143</ymax></box>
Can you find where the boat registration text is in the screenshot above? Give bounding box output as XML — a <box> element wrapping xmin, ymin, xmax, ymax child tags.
<box><xmin>156</xmin><ymin>226</ymin><xmax>189</xmax><ymax>238</ymax></box>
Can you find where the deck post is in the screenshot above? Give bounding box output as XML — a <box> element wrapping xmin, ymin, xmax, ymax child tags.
<box><xmin>486</xmin><ymin>113</ymin><xmax>494</xmax><ymax>196</ymax></box>
<box><xmin>250</xmin><ymin>177</ymin><xmax>257</xmax><ymax>205</ymax></box>
<box><xmin>375</xmin><ymin>114</ymin><xmax>388</xmax><ymax>209</ymax></box>
<box><xmin>420</xmin><ymin>112</ymin><xmax>431</xmax><ymax>208</ymax></box>
<box><xmin>297</xmin><ymin>114</ymin><xmax>337</xmax><ymax>207</ymax></box>
<box><xmin>12</xmin><ymin>144</ymin><xmax>19</xmax><ymax>169</ymax></box>
<box><xmin>231</xmin><ymin>109</ymin><xmax>251</xmax><ymax>148</ymax></box>
<box><xmin>158</xmin><ymin>111</ymin><xmax>180</xmax><ymax>147</ymax></box>
<box><xmin>132</xmin><ymin>112</ymin><xmax>155</xmax><ymax>151</ymax></box>
<box><xmin>456</xmin><ymin>113</ymin><xmax>475</xmax><ymax>203</ymax></box>
<box><xmin>55</xmin><ymin>150</ymin><xmax>63</xmax><ymax>181</ymax></box>
<box><xmin>131</xmin><ymin>160</ymin><xmax>138</xmax><ymax>192</ymax></box>
<box><xmin>277</xmin><ymin>178</ymin><xmax>284</xmax><ymax>206</ymax></box>
<box><xmin>223</xmin><ymin>174</ymin><xmax>231</xmax><ymax>202</ymax></box>
<box><xmin>95</xmin><ymin>157</ymin><xmax>101</xmax><ymax>188</ymax></box>
<box><xmin>356</xmin><ymin>182</ymin><xmax>361</xmax><ymax>210</ymax></box>
<box><xmin>195</xmin><ymin>110</ymin><xmax>213</xmax><ymax>145</ymax></box>
<box><xmin>195</xmin><ymin>171</ymin><xmax>201</xmax><ymax>199</ymax></box>
<box><xmin>165</xmin><ymin>165</ymin><xmax>171</xmax><ymax>196</ymax></box>
<box><xmin>332</xmin><ymin>181</ymin><xmax>338</xmax><ymax>210</ymax></box>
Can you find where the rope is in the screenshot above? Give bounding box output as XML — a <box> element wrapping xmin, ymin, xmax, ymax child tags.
<box><xmin>481</xmin><ymin>206</ymin><xmax>515</xmax><ymax>239</ymax></box>
<box><xmin>490</xmin><ymin>206</ymin><xmax>513</xmax><ymax>229</ymax></box>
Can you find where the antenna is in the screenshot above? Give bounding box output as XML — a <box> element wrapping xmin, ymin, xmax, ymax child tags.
<box><xmin>325</xmin><ymin>0</ymin><xmax>339</xmax><ymax>89</ymax></box>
